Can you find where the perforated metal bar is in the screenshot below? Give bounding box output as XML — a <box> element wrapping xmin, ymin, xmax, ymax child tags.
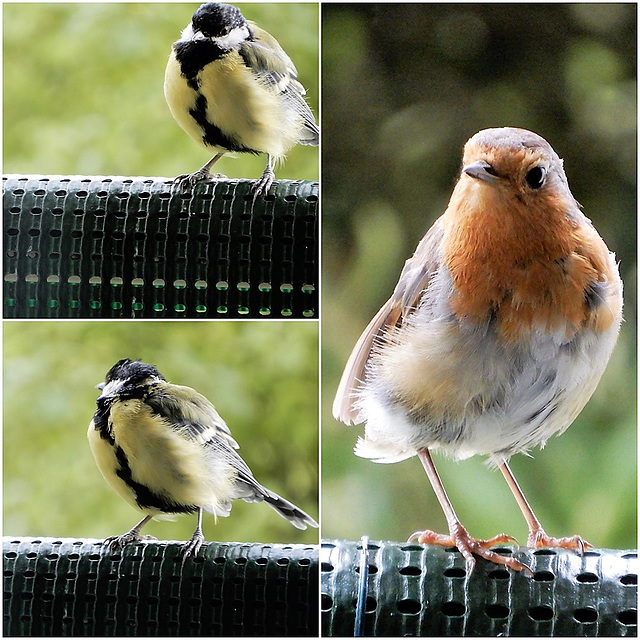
<box><xmin>3</xmin><ymin>537</ymin><xmax>319</xmax><ymax>636</ymax></box>
<box><xmin>321</xmin><ymin>539</ymin><xmax>638</xmax><ymax>636</ymax></box>
<box><xmin>3</xmin><ymin>175</ymin><xmax>318</xmax><ymax>319</ymax></box>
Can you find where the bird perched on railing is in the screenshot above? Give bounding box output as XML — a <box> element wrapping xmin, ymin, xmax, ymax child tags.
<box><xmin>89</xmin><ymin>358</ymin><xmax>318</xmax><ymax>559</ymax></box>
<box><xmin>164</xmin><ymin>3</ymin><xmax>318</xmax><ymax>196</ymax></box>
<box><xmin>333</xmin><ymin>127</ymin><xmax>623</xmax><ymax>574</ymax></box>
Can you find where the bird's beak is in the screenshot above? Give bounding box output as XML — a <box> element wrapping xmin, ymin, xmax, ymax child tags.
<box><xmin>463</xmin><ymin>160</ymin><xmax>500</xmax><ymax>184</ymax></box>
<box><xmin>96</xmin><ymin>382</ymin><xmax>105</xmax><ymax>390</ymax></box>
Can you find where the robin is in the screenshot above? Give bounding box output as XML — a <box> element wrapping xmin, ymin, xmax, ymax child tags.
<box><xmin>333</xmin><ymin>127</ymin><xmax>623</xmax><ymax>574</ymax></box>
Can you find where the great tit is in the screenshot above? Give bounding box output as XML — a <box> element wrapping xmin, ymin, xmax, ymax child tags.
<box><xmin>164</xmin><ymin>3</ymin><xmax>319</xmax><ymax>196</ymax></box>
<box><xmin>88</xmin><ymin>358</ymin><xmax>318</xmax><ymax>558</ymax></box>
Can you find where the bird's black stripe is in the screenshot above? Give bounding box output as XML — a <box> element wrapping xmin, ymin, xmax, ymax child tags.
<box><xmin>93</xmin><ymin>382</ymin><xmax>151</xmax><ymax>443</ymax></box>
<box><xmin>189</xmin><ymin>93</ymin><xmax>261</xmax><ymax>153</ymax></box>
<box><xmin>524</xmin><ymin>400</ymin><xmax>558</xmax><ymax>426</ymax></box>
<box><xmin>173</xmin><ymin>40</ymin><xmax>227</xmax><ymax>84</ymax></box>
<box><xmin>113</xmin><ymin>444</ymin><xmax>197</xmax><ymax>514</ymax></box>
<box><xmin>93</xmin><ymin>398</ymin><xmax>114</xmax><ymax>444</ymax></box>
<box><xmin>94</xmin><ymin>400</ymin><xmax>197</xmax><ymax>514</ymax></box>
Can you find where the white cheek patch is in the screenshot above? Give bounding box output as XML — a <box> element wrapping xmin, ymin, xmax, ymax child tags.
<box><xmin>99</xmin><ymin>378</ymin><xmax>126</xmax><ymax>399</ymax></box>
<box><xmin>179</xmin><ymin>23</ymin><xmax>196</xmax><ymax>42</ymax></box>
<box><xmin>211</xmin><ymin>25</ymin><xmax>250</xmax><ymax>49</ymax></box>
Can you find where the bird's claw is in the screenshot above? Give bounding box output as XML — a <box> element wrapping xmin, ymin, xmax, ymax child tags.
<box><xmin>181</xmin><ymin>531</ymin><xmax>205</xmax><ymax>564</ymax></box>
<box><xmin>527</xmin><ymin>529</ymin><xmax>592</xmax><ymax>554</ymax></box>
<box><xmin>252</xmin><ymin>166</ymin><xmax>275</xmax><ymax>199</ymax></box>
<box><xmin>104</xmin><ymin>532</ymin><xmax>157</xmax><ymax>553</ymax></box>
<box><xmin>409</xmin><ymin>526</ymin><xmax>532</xmax><ymax>575</ymax></box>
<box><xmin>173</xmin><ymin>170</ymin><xmax>227</xmax><ymax>193</ymax></box>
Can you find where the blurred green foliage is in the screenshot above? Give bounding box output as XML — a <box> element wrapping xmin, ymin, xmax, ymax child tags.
<box><xmin>3</xmin><ymin>321</ymin><xmax>319</xmax><ymax>545</ymax></box>
<box><xmin>3</xmin><ymin>2</ymin><xmax>319</xmax><ymax>183</ymax></box>
<box><xmin>322</xmin><ymin>4</ymin><xmax>636</xmax><ymax>548</ymax></box>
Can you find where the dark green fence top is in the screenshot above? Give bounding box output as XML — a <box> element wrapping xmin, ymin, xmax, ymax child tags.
<box><xmin>4</xmin><ymin>536</ymin><xmax>319</xmax><ymax>637</ymax></box>
<box><xmin>321</xmin><ymin>539</ymin><xmax>637</xmax><ymax>637</ymax></box>
<box><xmin>3</xmin><ymin>175</ymin><xmax>318</xmax><ymax>319</ymax></box>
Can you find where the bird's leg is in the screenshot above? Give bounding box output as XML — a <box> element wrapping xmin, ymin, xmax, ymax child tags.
<box><xmin>181</xmin><ymin>508</ymin><xmax>205</xmax><ymax>562</ymax></box>
<box><xmin>408</xmin><ymin>448</ymin><xmax>531</xmax><ymax>574</ymax></box>
<box><xmin>252</xmin><ymin>154</ymin><xmax>275</xmax><ymax>198</ymax></box>
<box><xmin>499</xmin><ymin>461</ymin><xmax>592</xmax><ymax>553</ymax></box>
<box><xmin>175</xmin><ymin>152</ymin><xmax>226</xmax><ymax>192</ymax></box>
<box><xmin>103</xmin><ymin>514</ymin><xmax>156</xmax><ymax>552</ymax></box>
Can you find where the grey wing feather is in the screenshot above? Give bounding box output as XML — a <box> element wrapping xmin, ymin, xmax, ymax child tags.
<box><xmin>332</xmin><ymin>218</ymin><xmax>445</xmax><ymax>424</ymax></box>
<box><xmin>241</xmin><ymin>24</ymin><xmax>319</xmax><ymax>145</ymax></box>
<box><xmin>147</xmin><ymin>384</ymin><xmax>240</xmax><ymax>450</ymax></box>
<box><xmin>202</xmin><ymin>434</ymin><xmax>317</xmax><ymax>529</ymax></box>
<box><xmin>397</xmin><ymin>223</ymin><xmax>444</xmax><ymax>313</ymax></box>
<box><xmin>196</xmin><ymin>425</ymin><xmax>318</xmax><ymax>530</ymax></box>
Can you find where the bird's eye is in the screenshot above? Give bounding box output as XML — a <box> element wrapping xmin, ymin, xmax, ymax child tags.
<box><xmin>483</xmin><ymin>164</ymin><xmax>498</xmax><ymax>176</ymax></box>
<box><xmin>525</xmin><ymin>166</ymin><xmax>546</xmax><ymax>189</ymax></box>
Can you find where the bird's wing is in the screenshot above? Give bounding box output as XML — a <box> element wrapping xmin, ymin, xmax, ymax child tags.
<box><xmin>146</xmin><ymin>383</ymin><xmax>270</xmax><ymax>489</ymax></box>
<box><xmin>240</xmin><ymin>23</ymin><xmax>318</xmax><ymax>144</ymax></box>
<box><xmin>241</xmin><ymin>24</ymin><xmax>300</xmax><ymax>93</ymax></box>
<box><xmin>332</xmin><ymin>217</ymin><xmax>445</xmax><ymax>424</ymax></box>
<box><xmin>145</xmin><ymin>382</ymin><xmax>315</xmax><ymax>523</ymax></box>
<box><xmin>146</xmin><ymin>384</ymin><xmax>240</xmax><ymax>450</ymax></box>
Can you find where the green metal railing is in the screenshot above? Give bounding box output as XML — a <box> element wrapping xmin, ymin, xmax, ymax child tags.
<box><xmin>322</xmin><ymin>539</ymin><xmax>637</xmax><ymax>636</ymax></box>
<box><xmin>3</xmin><ymin>536</ymin><xmax>319</xmax><ymax>636</ymax></box>
<box><xmin>3</xmin><ymin>176</ymin><xmax>318</xmax><ymax>319</ymax></box>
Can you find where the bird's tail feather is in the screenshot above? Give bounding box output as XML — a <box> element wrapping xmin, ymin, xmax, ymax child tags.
<box><xmin>261</xmin><ymin>491</ymin><xmax>318</xmax><ymax>530</ymax></box>
<box><xmin>236</xmin><ymin>480</ymin><xmax>318</xmax><ymax>530</ymax></box>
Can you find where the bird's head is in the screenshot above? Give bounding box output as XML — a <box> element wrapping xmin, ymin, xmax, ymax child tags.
<box><xmin>458</xmin><ymin>127</ymin><xmax>576</xmax><ymax>212</ymax></box>
<box><xmin>181</xmin><ymin>3</ymin><xmax>251</xmax><ymax>49</ymax></box>
<box><xmin>97</xmin><ymin>358</ymin><xmax>166</xmax><ymax>400</ymax></box>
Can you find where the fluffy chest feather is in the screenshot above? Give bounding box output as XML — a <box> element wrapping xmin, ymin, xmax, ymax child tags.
<box><xmin>164</xmin><ymin>49</ymin><xmax>298</xmax><ymax>157</ymax></box>
<box><xmin>441</xmin><ymin>183</ymin><xmax>619</xmax><ymax>342</ymax></box>
<box><xmin>357</xmin><ymin>304</ymin><xmax>620</xmax><ymax>464</ymax></box>
<box><xmin>354</xmin><ymin>186</ymin><xmax>622</xmax><ymax>463</ymax></box>
<box><xmin>88</xmin><ymin>397</ymin><xmax>235</xmax><ymax>516</ymax></box>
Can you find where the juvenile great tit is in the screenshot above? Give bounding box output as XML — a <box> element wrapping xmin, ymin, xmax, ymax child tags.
<box><xmin>88</xmin><ymin>358</ymin><xmax>318</xmax><ymax>558</ymax></box>
<box><xmin>164</xmin><ymin>3</ymin><xmax>319</xmax><ymax>196</ymax></box>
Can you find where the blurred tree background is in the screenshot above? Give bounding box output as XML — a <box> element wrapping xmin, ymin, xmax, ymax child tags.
<box><xmin>322</xmin><ymin>4</ymin><xmax>636</xmax><ymax>548</ymax></box>
<box><xmin>4</xmin><ymin>321</ymin><xmax>318</xmax><ymax>545</ymax></box>
<box><xmin>3</xmin><ymin>3</ymin><xmax>318</xmax><ymax>183</ymax></box>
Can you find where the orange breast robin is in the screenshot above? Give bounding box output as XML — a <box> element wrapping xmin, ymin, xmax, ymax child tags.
<box><xmin>333</xmin><ymin>127</ymin><xmax>623</xmax><ymax>574</ymax></box>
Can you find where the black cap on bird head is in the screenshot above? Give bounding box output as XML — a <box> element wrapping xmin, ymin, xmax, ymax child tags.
<box><xmin>192</xmin><ymin>3</ymin><xmax>247</xmax><ymax>38</ymax></box>
<box><xmin>100</xmin><ymin>358</ymin><xmax>165</xmax><ymax>390</ymax></box>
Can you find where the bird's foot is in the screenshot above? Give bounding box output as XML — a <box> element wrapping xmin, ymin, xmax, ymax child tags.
<box><xmin>174</xmin><ymin>169</ymin><xmax>227</xmax><ymax>193</ymax></box>
<box><xmin>408</xmin><ymin>524</ymin><xmax>532</xmax><ymax>575</ymax></box>
<box><xmin>252</xmin><ymin>165</ymin><xmax>275</xmax><ymax>199</ymax></box>
<box><xmin>181</xmin><ymin>530</ymin><xmax>205</xmax><ymax>562</ymax></box>
<box><xmin>103</xmin><ymin>532</ymin><xmax>157</xmax><ymax>553</ymax></box>
<box><xmin>527</xmin><ymin>528</ymin><xmax>592</xmax><ymax>554</ymax></box>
